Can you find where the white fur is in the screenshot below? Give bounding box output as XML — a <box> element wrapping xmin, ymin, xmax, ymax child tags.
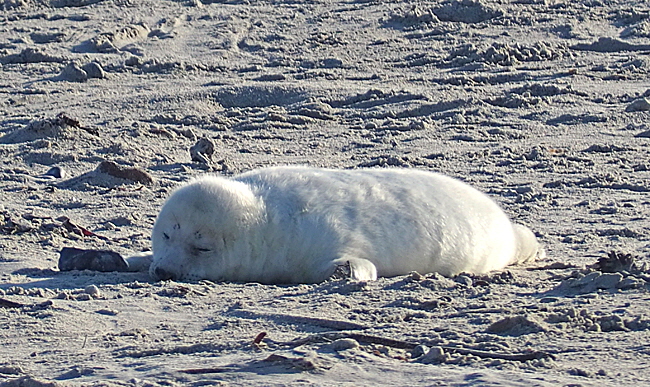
<box><xmin>148</xmin><ymin>166</ymin><xmax>543</xmax><ymax>283</ymax></box>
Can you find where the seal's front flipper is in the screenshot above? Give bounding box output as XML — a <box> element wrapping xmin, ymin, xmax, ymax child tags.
<box><xmin>125</xmin><ymin>252</ymin><xmax>154</xmax><ymax>272</ymax></box>
<box><xmin>330</xmin><ymin>257</ymin><xmax>378</xmax><ymax>281</ymax></box>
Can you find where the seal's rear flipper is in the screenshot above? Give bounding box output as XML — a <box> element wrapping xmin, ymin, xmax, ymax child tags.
<box><xmin>125</xmin><ymin>252</ymin><xmax>154</xmax><ymax>272</ymax></box>
<box><xmin>512</xmin><ymin>224</ymin><xmax>545</xmax><ymax>265</ymax></box>
<box><xmin>330</xmin><ymin>257</ymin><xmax>378</xmax><ymax>281</ymax></box>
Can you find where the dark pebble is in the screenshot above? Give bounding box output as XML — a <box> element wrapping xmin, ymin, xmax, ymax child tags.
<box><xmin>58</xmin><ymin>247</ymin><xmax>128</xmax><ymax>272</ymax></box>
<box><xmin>45</xmin><ymin>166</ymin><xmax>65</xmax><ymax>179</ymax></box>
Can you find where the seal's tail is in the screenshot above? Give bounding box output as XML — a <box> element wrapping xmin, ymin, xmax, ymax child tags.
<box><xmin>512</xmin><ymin>224</ymin><xmax>545</xmax><ymax>265</ymax></box>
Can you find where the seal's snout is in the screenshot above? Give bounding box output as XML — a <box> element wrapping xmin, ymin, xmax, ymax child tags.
<box><xmin>153</xmin><ymin>266</ymin><xmax>176</xmax><ymax>281</ymax></box>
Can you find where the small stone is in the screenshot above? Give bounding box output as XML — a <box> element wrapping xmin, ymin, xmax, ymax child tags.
<box><xmin>451</xmin><ymin>113</ymin><xmax>466</xmax><ymax>124</ymax></box>
<box><xmin>0</xmin><ymin>365</ymin><xmax>24</xmax><ymax>375</ymax></box>
<box><xmin>593</xmin><ymin>273</ymin><xmax>623</xmax><ymax>289</ymax></box>
<box><xmin>420</xmin><ymin>346</ymin><xmax>446</xmax><ymax>363</ymax></box>
<box><xmin>75</xmin><ymin>293</ymin><xmax>92</xmax><ymax>301</ymax></box>
<box><xmin>408</xmin><ymin>271</ymin><xmax>423</xmax><ymax>281</ymax></box>
<box><xmin>321</xmin><ymin>57</ymin><xmax>343</xmax><ymax>68</ymax></box>
<box><xmin>598</xmin><ymin>315</ymin><xmax>627</xmax><ymax>332</ymax></box>
<box><xmin>486</xmin><ymin>315</ymin><xmax>546</xmax><ymax>336</ymax></box>
<box><xmin>455</xmin><ymin>275</ymin><xmax>473</xmax><ymax>286</ymax></box>
<box><xmin>1</xmin><ymin>376</ymin><xmax>58</xmax><ymax>387</ymax></box>
<box><xmin>626</xmin><ymin>98</ymin><xmax>650</xmax><ymax>112</ymax></box>
<box><xmin>82</xmin><ymin>62</ymin><xmax>105</xmax><ymax>79</ymax></box>
<box><xmin>570</xmin><ymin>368</ymin><xmax>594</xmax><ymax>378</ymax></box>
<box><xmin>58</xmin><ymin>366</ymin><xmax>95</xmax><ymax>379</ymax></box>
<box><xmin>84</xmin><ymin>285</ymin><xmax>101</xmax><ymax>297</ymax></box>
<box><xmin>124</xmin><ymin>56</ymin><xmax>142</xmax><ymax>66</ymax></box>
<box><xmin>190</xmin><ymin>137</ymin><xmax>215</xmax><ymax>164</ymax></box>
<box><xmin>56</xmin><ymin>291</ymin><xmax>69</xmax><ymax>300</ymax></box>
<box><xmin>97</xmin><ymin>160</ymin><xmax>154</xmax><ymax>185</ymax></box>
<box><xmin>44</xmin><ymin>166</ymin><xmax>65</xmax><ymax>179</ymax></box>
<box><xmin>175</xmin><ymin>128</ymin><xmax>196</xmax><ymax>140</ymax></box>
<box><xmin>570</xmin><ymin>271</ymin><xmax>601</xmax><ymax>287</ymax></box>
<box><xmin>96</xmin><ymin>309</ymin><xmax>119</xmax><ymax>316</ymax></box>
<box><xmin>8</xmin><ymin>286</ymin><xmax>25</xmax><ymax>295</ymax></box>
<box><xmin>60</xmin><ymin>62</ymin><xmax>88</xmax><ymax>82</ymax></box>
<box><xmin>617</xmin><ymin>277</ymin><xmax>644</xmax><ymax>290</ymax></box>
<box><xmin>365</xmin><ymin>122</ymin><xmax>377</xmax><ymax>130</ymax></box>
<box><xmin>411</xmin><ymin>344</ymin><xmax>429</xmax><ymax>358</ymax></box>
<box><xmin>331</xmin><ymin>338</ymin><xmax>359</xmax><ymax>351</ymax></box>
<box><xmin>586</xmin><ymin>323</ymin><xmax>600</xmax><ymax>332</ymax></box>
<box><xmin>58</xmin><ymin>247</ymin><xmax>129</xmax><ymax>272</ymax></box>
<box><xmin>254</xmin><ymin>74</ymin><xmax>286</xmax><ymax>82</ymax></box>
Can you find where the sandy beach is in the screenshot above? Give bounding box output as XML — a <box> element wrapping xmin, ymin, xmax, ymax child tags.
<box><xmin>1</xmin><ymin>0</ymin><xmax>650</xmax><ymax>385</ymax></box>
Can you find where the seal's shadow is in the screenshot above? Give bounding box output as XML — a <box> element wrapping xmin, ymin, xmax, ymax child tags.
<box><xmin>3</xmin><ymin>267</ymin><xmax>152</xmax><ymax>291</ymax></box>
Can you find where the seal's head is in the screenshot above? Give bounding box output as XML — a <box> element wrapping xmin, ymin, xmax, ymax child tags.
<box><xmin>149</xmin><ymin>176</ymin><xmax>264</xmax><ymax>282</ymax></box>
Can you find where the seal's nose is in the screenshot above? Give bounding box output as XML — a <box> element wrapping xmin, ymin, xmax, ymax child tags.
<box><xmin>154</xmin><ymin>267</ymin><xmax>176</xmax><ymax>281</ymax></box>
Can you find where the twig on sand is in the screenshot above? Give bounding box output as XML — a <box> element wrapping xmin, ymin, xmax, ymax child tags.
<box><xmin>179</xmin><ymin>367</ymin><xmax>227</xmax><ymax>374</ymax></box>
<box><xmin>0</xmin><ymin>298</ymin><xmax>52</xmax><ymax>309</ymax></box>
<box><xmin>447</xmin><ymin>307</ymin><xmax>513</xmax><ymax>318</ymax></box>
<box><xmin>0</xmin><ymin>298</ymin><xmax>24</xmax><ymax>308</ymax></box>
<box><xmin>252</xmin><ymin>331</ymin><xmax>268</xmax><ymax>350</ymax></box>
<box><xmin>253</xmin><ymin>331</ymin><xmax>267</xmax><ymax>345</ymax></box>
<box><xmin>270</xmin><ymin>331</ymin><xmax>554</xmax><ymax>362</ymax></box>
<box><xmin>234</xmin><ymin>309</ymin><xmax>369</xmax><ymax>331</ymax></box>
<box><xmin>269</xmin><ymin>331</ymin><xmax>419</xmax><ymax>350</ymax></box>
<box><xmin>440</xmin><ymin>346</ymin><xmax>554</xmax><ymax>362</ymax></box>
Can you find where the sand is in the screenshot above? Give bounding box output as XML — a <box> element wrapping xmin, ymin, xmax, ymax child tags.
<box><xmin>1</xmin><ymin>0</ymin><xmax>650</xmax><ymax>385</ymax></box>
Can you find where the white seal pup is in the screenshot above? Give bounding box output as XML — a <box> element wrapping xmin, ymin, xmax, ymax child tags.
<box><xmin>148</xmin><ymin>166</ymin><xmax>543</xmax><ymax>284</ymax></box>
